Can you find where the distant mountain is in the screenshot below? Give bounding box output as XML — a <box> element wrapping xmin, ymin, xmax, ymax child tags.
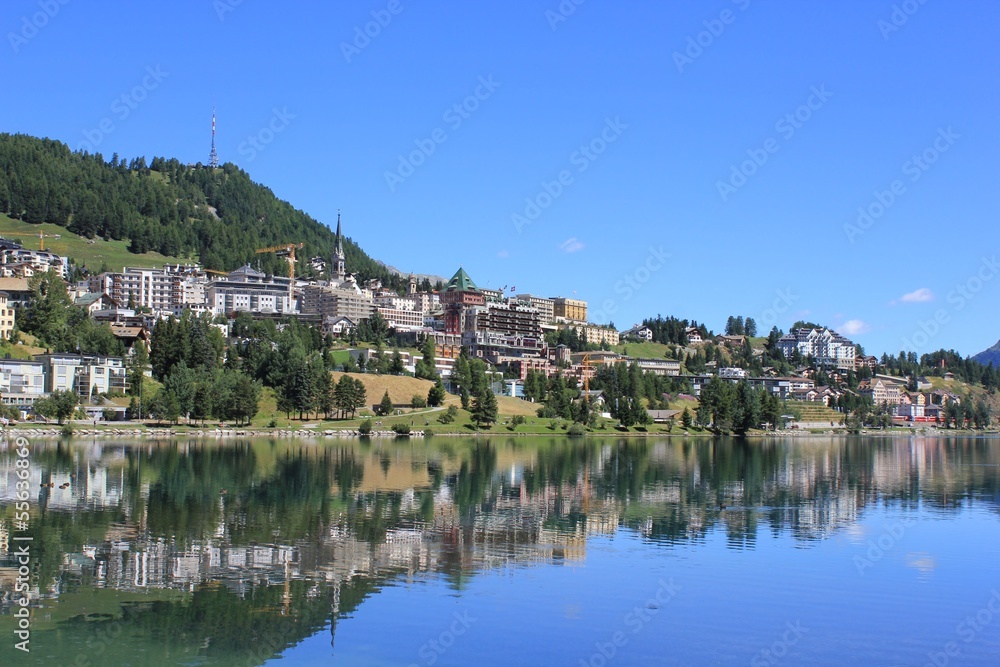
<box><xmin>973</xmin><ymin>339</ymin><xmax>1000</xmax><ymax>367</ymax></box>
<box><xmin>375</xmin><ymin>261</ymin><xmax>446</xmax><ymax>288</ymax></box>
<box><xmin>0</xmin><ymin>133</ymin><xmax>407</xmax><ymax>290</ymax></box>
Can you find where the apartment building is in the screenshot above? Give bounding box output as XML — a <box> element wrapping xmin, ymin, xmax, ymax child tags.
<box><xmin>0</xmin><ymin>292</ymin><xmax>15</xmax><ymax>340</ymax></box>
<box><xmin>300</xmin><ymin>283</ymin><xmax>374</xmax><ymax>322</ymax></box>
<box><xmin>0</xmin><ymin>358</ymin><xmax>45</xmax><ymax>409</ymax></box>
<box><xmin>515</xmin><ymin>294</ymin><xmax>555</xmax><ymax>324</ymax></box>
<box><xmin>88</xmin><ymin>265</ymin><xmax>207</xmax><ymax>315</ymax></box>
<box><xmin>776</xmin><ymin>327</ymin><xmax>857</xmax><ymax>370</ymax></box>
<box><xmin>551</xmin><ymin>297</ymin><xmax>587</xmax><ymax>323</ymax></box>
<box><xmin>0</xmin><ymin>248</ymin><xmax>66</xmax><ymax>278</ymax></box>
<box><xmin>635</xmin><ymin>358</ymin><xmax>681</xmax><ymax>376</ymax></box>
<box><xmin>861</xmin><ymin>378</ymin><xmax>902</xmax><ymax>406</ymax></box>
<box><xmin>376</xmin><ymin>306</ymin><xmax>425</xmax><ymax>331</ymax></box>
<box><xmin>207</xmin><ymin>266</ymin><xmax>295</xmax><ymax>315</ymax></box>
<box><xmin>574</xmin><ymin>324</ymin><xmax>620</xmax><ymax>346</ymax></box>
<box><xmin>477</xmin><ymin>302</ymin><xmax>542</xmax><ymax>338</ymax></box>
<box><xmin>36</xmin><ymin>354</ymin><xmax>127</xmax><ymax>397</ymax></box>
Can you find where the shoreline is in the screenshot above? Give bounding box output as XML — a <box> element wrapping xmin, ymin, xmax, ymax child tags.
<box><xmin>4</xmin><ymin>425</ymin><xmax>996</xmax><ymax>440</ymax></box>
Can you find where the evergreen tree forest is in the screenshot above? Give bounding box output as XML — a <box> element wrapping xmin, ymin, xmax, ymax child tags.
<box><xmin>0</xmin><ymin>133</ymin><xmax>407</xmax><ymax>289</ymax></box>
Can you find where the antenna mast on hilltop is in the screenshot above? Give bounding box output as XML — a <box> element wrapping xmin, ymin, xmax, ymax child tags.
<box><xmin>209</xmin><ymin>106</ymin><xmax>219</xmax><ymax>168</ymax></box>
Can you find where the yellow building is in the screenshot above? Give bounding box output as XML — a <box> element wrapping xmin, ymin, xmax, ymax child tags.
<box><xmin>552</xmin><ymin>297</ymin><xmax>587</xmax><ymax>323</ymax></box>
<box><xmin>0</xmin><ymin>291</ymin><xmax>14</xmax><ymax>340</ymax></box>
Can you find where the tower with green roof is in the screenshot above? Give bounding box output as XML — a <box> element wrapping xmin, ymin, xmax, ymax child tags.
<box><xmin>440</xmin><ymin>266</ymin><xmax>485</xmax><ymax>334</ymax></box>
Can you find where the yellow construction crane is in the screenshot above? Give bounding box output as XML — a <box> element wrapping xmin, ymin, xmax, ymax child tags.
<box><xmin>255</xmin><ymin>243</ymin><xmax>304</xmax><ymax>280</ymax></box>
<box><xmin>203</xmin><ymin>268</ymin><xmax>229</xmax><ymax>276</ymax></box>
<box><xmin>37</xmin><ymin>230</ymin><xmax>61</xmax><ymax>251</ymax></box>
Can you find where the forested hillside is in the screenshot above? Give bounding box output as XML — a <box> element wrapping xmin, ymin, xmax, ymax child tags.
<box><xmin>0</xmin><ymin>133</ymin><xmax>404</xmax><ymax>287</ymax></box>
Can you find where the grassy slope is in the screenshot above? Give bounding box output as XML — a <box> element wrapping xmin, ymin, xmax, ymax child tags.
<box><xmin>613</xmin><ymin>341</ymin><xmax>674</xmax><ymax>358</ymax></box>
<box><xmin>0</xmin><ymin>213</ymin><xmax>191</xmax><ymax>271</ymax></box>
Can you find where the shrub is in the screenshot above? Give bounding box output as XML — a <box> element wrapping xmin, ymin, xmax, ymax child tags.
<box><xmin>359</xmin><ymin>419</ymin><xmax>373</xmax><ymax>435</ymax></box>
<box><xmin>422</xmin><ymin>427</ymin><xmax>433</xmax><ymax>437</ymax></box>
<box><xmin>511</xmin><ymin>415</ymin><xmax>526</xmax><ymax>427</ymax></box>
<box><xmin>392</xmin><ymin>423</ymin><xmax>411</xmax><ymax>435</ymax></box>
<box><xmin>438</xmin><ymin>405</ymin><xmax>458</xmax><ymax>424</ymax></box>
<box><xmin>567</xmin><ymin>423</ymin><xmax>586</xmax><ymax>437</ymax></box>
<box><xmin>60</xmin><ymin>423</ymin><xmax>74</xmax><ymax>438</ymax></box>
<box><xmin>411</xmin><ymin>395</ymin><xmax>427</xmax><ymax>409</ymax></box>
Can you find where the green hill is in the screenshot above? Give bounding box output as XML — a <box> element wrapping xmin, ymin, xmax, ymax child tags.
<box><xmin>0</xmin><ymin>133</ymin><xmax>407</xmax><ymax>288</ymax></box>
<box><xmin>0</xmin><ymin>214</ymin><xmax>187</xmax><ymax>271</ymax></box>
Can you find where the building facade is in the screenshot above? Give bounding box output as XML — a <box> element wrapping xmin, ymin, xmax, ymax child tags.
<box><xmin>551</xmin><ymin>297</ymin><xmax>587</xmax><ymax>323</ymax></box>
<box><xmin>776</xmin><ymin>328</ymin><xmax>857</xmax><ymax>370</ymax></box>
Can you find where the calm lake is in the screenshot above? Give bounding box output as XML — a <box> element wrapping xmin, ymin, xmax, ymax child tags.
<box><xmin>1</xmin><ymin>435</ymin><xmax>999</xmax><ymax>666</ymax></box>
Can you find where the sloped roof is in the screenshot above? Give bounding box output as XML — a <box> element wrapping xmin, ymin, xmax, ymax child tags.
<box><xmin>0</xmin><ymin>277</ymin><xmax>30</xmax><ymax>292</ymax></box>
<box><xmin>75</xmin><ymin>293</ymin><xmax>109</xmax><ymax>306</ymax></box>
<box><xmin>445</xmin><ymin>267</ymin><xmax>478</xmax><ymax>292</ymax></box>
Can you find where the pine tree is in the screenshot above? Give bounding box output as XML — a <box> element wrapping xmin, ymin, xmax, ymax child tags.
<box><xmin>377</xmin><ymin>390</ymin><xmax>393</xmax><ymax>416</ymax></box>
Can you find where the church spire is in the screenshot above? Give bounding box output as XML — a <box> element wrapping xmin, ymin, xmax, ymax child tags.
<box><xmin>332</xmin><ymin>209</ymin><xmax>346</xmax><ymax>282</ymax></box>
<box><xmin>335</xmin><ymin>210</ymin><xmax>343</xmax><ymax>253</ymax></box>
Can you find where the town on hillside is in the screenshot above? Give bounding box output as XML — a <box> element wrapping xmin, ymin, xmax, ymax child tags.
<box><xmin>0</xmin><ymin>217</ymin><xmax>994</xmax><ymax>432</ymax></box>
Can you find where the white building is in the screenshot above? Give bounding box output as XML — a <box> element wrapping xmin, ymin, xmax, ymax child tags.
<box><xmin>376</xmin><ymin>306</ymin><xmax>425</xmax><ymax>331</ymax></box>
<box><xmin>207</xmin><ymin>265</ymin><xmax>295</xmax><ymax>315</ymax></box>
<box><xmin>718</xmin><ymin>367</ymin><xmax>748</xmax><ymax>379</ymax></box>
<box><xmin>776</xmin><ymin>328</ymin><xmax>857</xmax><ymax>370</ymax></box>
<box><xmin>0</xmin><ymin>248</ymin><xmax>67</xmax><ymax>278</ymax></box>
<box><xmin>515</xmin><ymin>294</ymin><xmax>555</xmax><ymax>324</ymax></box>
<box><xmin>623</xmin><ymin>325</ymin><xmax>653</xmax><ymax>341</ymax></box>
<box><xmin>89</xmin><ymin>265</ymin><xmax>207</xmax><ymax>315</ymax></box>
<box><xmin>0</xmin><ymin>358</ymin><xmax>46</xmax><ymax>410</ymax></box>
<box><xmin>36</xmin><ymin>354</ymin><xmax>127</xmax><ymax>397</ymax></box>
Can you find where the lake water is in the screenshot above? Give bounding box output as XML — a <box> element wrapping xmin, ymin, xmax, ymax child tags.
<box><xmin>1</xmin><ymin>435</ymin><xmax>999</xmax><ymax>666</ymax></box>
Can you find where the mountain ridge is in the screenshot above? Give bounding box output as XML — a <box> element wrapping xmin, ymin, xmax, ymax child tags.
<box><xmin>973</xmin><ymin>339</ymin><xmax>1000</xmax><ymax>367</ymax></box>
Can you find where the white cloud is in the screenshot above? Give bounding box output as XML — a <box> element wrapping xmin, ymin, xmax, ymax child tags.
<box><xmin>559</xmin><ymin>237</ymin><xmax>584</xmax><ymax>254</ymax></box>
<box><xmin>900</xmin><ymin>287</ymin><xmax>934</xmax><ymax>303</ymax></box>
<box><xmin>839</xmin><ymin>319</ymin><xmax>871</xmax><ymax>335</ymax></box>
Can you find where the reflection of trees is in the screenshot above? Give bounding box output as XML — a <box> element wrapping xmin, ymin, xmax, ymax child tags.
<box><xmin>135</xmin><ymin>442</ymin><xmax>259</xmax><ymax>538</ymax></box>
<box><xmin>450</xmin><ymin>441</ymin><xmax>497</xmax><ymax>513</ymax></box>
<box><xmin>232</xmin><ymin>450</ymin><xmax>336</xmax><ymax>542</ymax></box>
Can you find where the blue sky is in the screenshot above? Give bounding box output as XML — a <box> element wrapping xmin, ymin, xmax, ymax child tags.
<box><xmin>4</xmin><ymin>0</ymin><xmax>998</xmax><ymax>357</ymax></box>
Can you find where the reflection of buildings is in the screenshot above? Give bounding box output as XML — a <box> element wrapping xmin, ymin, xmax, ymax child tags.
<box><xmin>2</xmin><ymin>436</ymin><xmax>998</xmax><ymax>633</ymax></box>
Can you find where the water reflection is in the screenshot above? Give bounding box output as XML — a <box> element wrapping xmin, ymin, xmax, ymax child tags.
<box><xmin>0</xmin><ymin>435</ymin><xmax>998</xmax><ymax>665</ymax></box>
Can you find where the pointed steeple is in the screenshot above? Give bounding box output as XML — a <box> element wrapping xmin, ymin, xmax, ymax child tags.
<box><xmin>335</xmin><ymin>210</ymin><xmax>343</xmax><ymax>254</ymax></box>
<box><xmin>332</xmin><ymin>210</ymin><xmax>346</xmax><ymax>282</ymax></box>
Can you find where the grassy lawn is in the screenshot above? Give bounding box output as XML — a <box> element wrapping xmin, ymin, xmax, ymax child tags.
<box><xmin>0</xmin><ymin>214</ymin><xmax>192</xmax><ymax>271</ymax></box>
<box><xmin>613</xmin><ymin>340</ymin><xmax>676</xmax><ymax>359</ymax></box>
